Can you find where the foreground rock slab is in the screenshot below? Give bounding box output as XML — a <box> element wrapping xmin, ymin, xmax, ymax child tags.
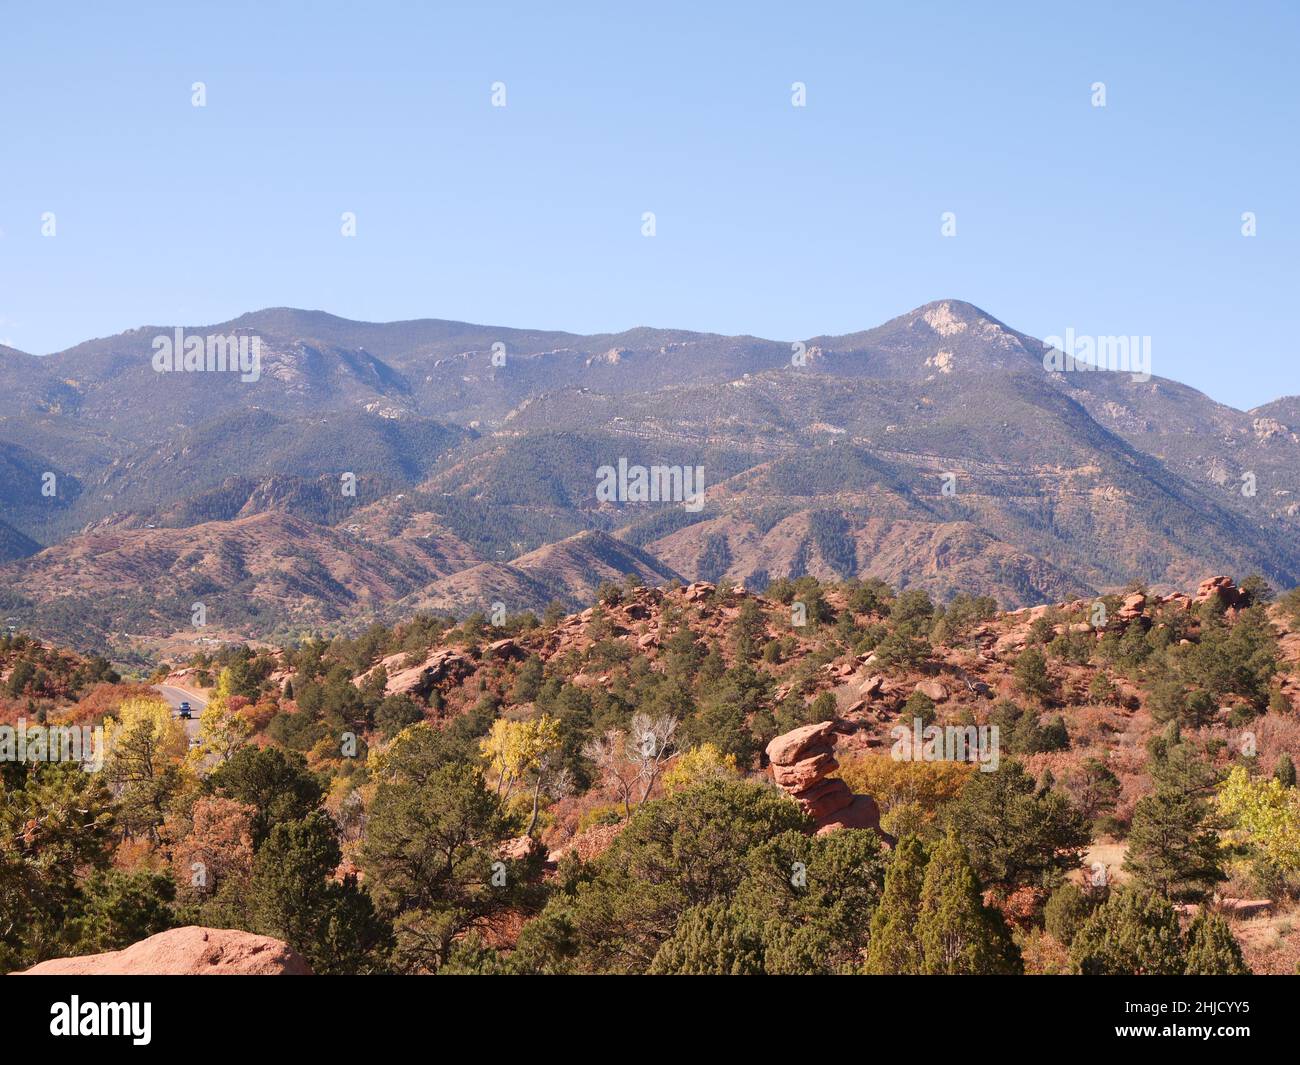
<box><xmin>15</xmin><ymin>926</ymin><xmax>311</xmax><ymax>975</ymax></box>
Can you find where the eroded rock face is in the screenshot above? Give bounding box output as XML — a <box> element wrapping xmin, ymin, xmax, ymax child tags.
<box><xmin>766</xmin><ymin>721</ymin><xmax>838</xmax><ymax>766</ymax></box>
<box><xmin>770</xmin><ymin>750</ymin><xmax>838</xmax><ymax>791</ymax></box>
<box><xmin>15</xmin><ymin>926</ymin><xmax>311</xmax><ymax>975</ymax></box>
<box><xmin>1194</xmin><ymin>575</ymin><xmax>1249</xmax><ymax>610</ymax></box>
<box><xmin>765</xmin><ymin>722</ymin><xmax>888</xmax><ymax>841</ymax></box>
<box><xmin>815</xmin><ymin>794</ymin><xmax>885</xmax><ymax>836</ymax></box>
<box><xmin>1118</xmin><ymin>592</ymin><xmax>1146</xmax><ymax>619</ymax></box>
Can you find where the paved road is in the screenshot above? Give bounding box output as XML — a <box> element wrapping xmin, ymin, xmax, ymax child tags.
<box><xmin>153</xmin><ymin>684</ymin><xmax>209</xmax><ymax>742</ymax></box>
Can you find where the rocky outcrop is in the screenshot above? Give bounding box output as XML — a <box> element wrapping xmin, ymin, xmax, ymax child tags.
<box><xmin>485</xmin><ymin>637</ymin><xmax>526</xmax><ymax>661</ymax></box>
<box><xmin>498</xmin><ymin>834</ymin><xmax>545</xmax><ymax>861</ymax></box>
<box><xmin>765</xmin><ymin>722</ymin><xmax>889</xmax><ymax>840</ymax></box>
<box><xmin>15</xmin><ymin>927</ymin><xmax>310</xmax><ymax>975</ymax></box>
<box><xmin>1194</xmin><ymin>575</ymin><xmax>1250</xmax><ymax>611</ymax></box>
<box><xmin>682</xmin><ymin>580</ymin><xmax>715</xmax><ymax>604</ymax></box>
<box><xmin>1117</xmin><ymin>591</ymin><xmax>1146</xmax><ymax>620</ymax></box>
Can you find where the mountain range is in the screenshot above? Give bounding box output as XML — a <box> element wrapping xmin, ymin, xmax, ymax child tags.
<box><xmin>1</xmin><ymin>299</ymin><xmax>1297</xmax><ymax>654</ymax></box>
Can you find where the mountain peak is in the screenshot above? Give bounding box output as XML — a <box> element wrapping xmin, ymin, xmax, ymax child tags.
<box><xmin>905</xmin><ymin>299</ymin><xmax>1012</xmax><ymax>335</ymax></box>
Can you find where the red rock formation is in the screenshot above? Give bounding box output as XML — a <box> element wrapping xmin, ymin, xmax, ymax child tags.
<box><xmin>15</xmin><ymin>927</ymin><xmax>311</xmax><ymax>975</ymax></box>
<box><xmin>766</xmin><ymin>721</ymin><xmax>837</xmax><ymax>765</ymax></box>
<box><xmin>1117</xmin><ymin>591</ymin><xmax>1146</xmax><ymax>620</ymax></box>
<box><xmin>764</xmin><ymin>721</ymin><xmax>890</xmax><ymax>842</ymax></box>
<box><xmin>1194</xmin><ymin>575</ymin><xmax>1249</xmax><ymax>610</ymax></box>
<box><xmin>815</xmin><ymin>794</ymin><xmax>885</xmax><ymax>836</ymax></box>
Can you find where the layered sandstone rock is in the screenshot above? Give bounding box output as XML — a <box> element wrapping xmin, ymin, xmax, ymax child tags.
<box><xmin>683</xmin><ymin>580</ymin><xmax>715</xmax><ymax>603</ymax></box>
<box><xmin>765</xmin><ymin>721</ymin><xmax>888</xmax><ymax>840</ymax></box>
<box><xmin>815</xmin><ymin>794</ymin><xmax>885</xmax><ymax>836</ymax></box>
<box><xmin>1194</xmin><ymin>575</ymin><xmax>1249</xmax><ymax>610</ymax></box>
<box><xmin>15</xmin><ymin>927</ymin><xmax>310</xmax><ymax>975</ymax></box>
<box><xmin>1117</xmin><ymin>591</ymin><xmax>1147</xmax><ymax>620</ymax></box>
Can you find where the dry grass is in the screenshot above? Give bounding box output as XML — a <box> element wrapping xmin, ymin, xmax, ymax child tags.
<box><xmin>1233</xmin><ymin>902</ymin><xmax>1300</xmax><ymax>975</ymax></box>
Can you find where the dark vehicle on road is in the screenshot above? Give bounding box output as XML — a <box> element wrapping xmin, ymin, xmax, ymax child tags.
<box><xmin>178</xmin><ymin>702</ymin><xmax>192</xmax><ymax>720</ymax></box>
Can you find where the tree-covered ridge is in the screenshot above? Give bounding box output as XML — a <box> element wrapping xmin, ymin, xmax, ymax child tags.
<box><xmin>2</xmin><ymin>573</ymin><xmax>1299</xmax><ymax>973</ymax></box>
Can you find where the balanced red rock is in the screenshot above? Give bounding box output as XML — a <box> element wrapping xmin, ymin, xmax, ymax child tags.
<box><xmin>771</xmin><ymin>750</ymin><xmax>838</xmax><ymax>791</ymax></box>
<box><xmin>765</xmin><ymin>721</ymin><xmax>888</xmax><ymax>841</ymax></box>
<box><xmin>766</xmin><ymin>720</ymin><xmax>838</xmax><ymax>766</ymax></box>
<box><xmin>15</xmin><ymin>926</ymin><xmax>310</xmax><ymax>975</ymax></box>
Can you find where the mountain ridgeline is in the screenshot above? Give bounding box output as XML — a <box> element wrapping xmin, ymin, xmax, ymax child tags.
<box><xmin>0</xmin><ymin>299</ymin><xmax>1297</xmax><ymax>652</ymax></box>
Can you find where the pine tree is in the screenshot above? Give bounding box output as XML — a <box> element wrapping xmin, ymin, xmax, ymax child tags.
<box><xmin>1124</xmin><ymin>737</ymin><xmax>1223</xmax><ymax>901</ymax></box>
<box><xmin>251</xmin><ymin>810</ymin><xmax>390</xmax><ymax>974</ymax></box>
<box><xmin>1125</xmin><ymin>789</ymin><xmax>1224</xmax><ymax>901</ymax></box>
<box><xmin>1013</xmin><ymin>646</ymin><xmax>1053</xmax><ymax>700</ymax></box>
<box><xmin>1043</xmin><ymin>881</ymin><xmax>1093</xmax><ymax>947</ymax></box>
<box><xmin>916</xmin><ymin>831</ymin><xmax>1022</xmax><ymax>975</ymax></box>
<box><xmin>863</xmin><ymin>835</ymin><xmax>927</xmax><ymax>974</ymax></box>
<box><xmin>1275</xmin><ymin>752</ymin><xmax>1297</xmax><ymax>789</ymax></box>
<box><xmin>1069</xmin><ymin>886</ymin><xmax>1185</xmax><ymax>975</ymax></box>
<box><xmin>1183</xmin><ymin>911</ymin><xmax>1250</xmax><ymax>975</ymax></box>
<box><xmin>1070</xmin><ymin>756</ymin><xmax>1122</xmax><ymax>823</ymax></box>
<box><xmin>946</xmin><ymin>759</ymin><xmax>1090</xmax><ymax>892</ymax></box>
<box><xmin>647</xmin><ymin>902</ymin><xmax>767</xmax><ymax>975</ymax></box>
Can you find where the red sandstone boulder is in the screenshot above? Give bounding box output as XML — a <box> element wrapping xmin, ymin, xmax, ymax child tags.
<box><xmin>485</xmin><ymin>637</ymin><xmax>525</xmax><ymax>661</ymax></box>
<box><xmin>860</xmin><ymin>674</ymin><xmax>885</xmax><ymax>699</ymax></box>
<box><xmin>771</xmin><ymin>750</ymin><xmax>837</xmax><ymax>791</ymax></box>
<box><xmin>766</xmin><ymin>720</ymin><xmax>837</xmax><ymax>766</ymax></box>
<box><xmin>498</xmin><ymin>834</ymin><xmax>543</xmax><ymax>861</ymax></box>
<box><xmin>797</xmin><ymin>777</ymin><xmax>854</xmax><ymax>819</ymax></box>
<box><xmin>1194</xmin><ymin>576</ymin><xmax>1248</xmax><ymax>609</ymax></box>
<box><xmin>683</xmin><ymin>581</ymin><xmax>715</xmax><ymax>603</ymax></box>
<box><xmin>814</xmin><ymin>794</ymin><xmax>886</xmax><ymax>836</ymax></box>
<box><xmin>15</xmin><ymin>927</ymin><xmax>310</xmax><ymax>975</ymax></box>
<box><xmin>1118</xmin><ymin>592</ymin><xmax>1146</xmax><ymax>619</ymax></box>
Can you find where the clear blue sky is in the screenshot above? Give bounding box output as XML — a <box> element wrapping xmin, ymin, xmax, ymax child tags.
<box><xmin>2</xmin><ymin>0</ymin><xmax>1295</xmax><ymax>409</ymax></box>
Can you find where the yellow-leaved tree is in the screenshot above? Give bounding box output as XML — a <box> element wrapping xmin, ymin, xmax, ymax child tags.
<box><xmin>479</xmin><ymin>714</ymin><xmax>565</xmax><ymax>836</ymax></box>
<box><xmin>1217</xmin><ymin>765</ymin><xmax>1300</xmax><ymax>874</ymax></box>
<box><xmin>836</xmin><ymin>754</ymin><xmax>974</xmax><ymax>839</ymax></box>
<box><xmin>103</xmin><ymin>695</ymin><xmax>191</xmax><ymax>840</ymax></box>
<box><xmin>662</xmin><ymin>743</ymin><xmax>739</xmax><ymax>794</ymax></box>
<box><xmin>104</xmin><ymin>695</ymin><xmax>188</xmax><ymax>766</ymax></box>
<box><xmin>196</xmin><ymin>668</ymin><xmax>252</xmax><ymax>766</ymax></box>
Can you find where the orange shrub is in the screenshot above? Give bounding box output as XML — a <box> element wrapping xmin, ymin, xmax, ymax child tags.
<box><xmin>835</xmin><ymin>753</ymin><xmax>974</xmax><ymax>822</ymax></box>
